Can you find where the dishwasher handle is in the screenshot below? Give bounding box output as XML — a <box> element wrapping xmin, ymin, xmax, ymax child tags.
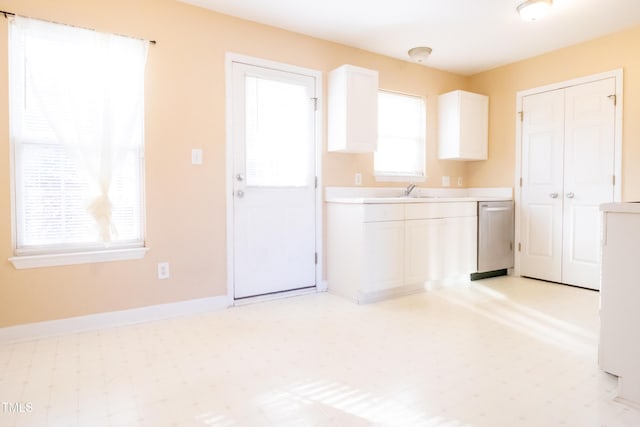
<box><xmin>481</xmin><ymin>206</ymin><xmax>512</xmax><ymax>212</ymax></box>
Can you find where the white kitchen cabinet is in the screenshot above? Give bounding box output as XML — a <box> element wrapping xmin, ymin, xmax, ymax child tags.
<box><xmin>327</xmin><ymin>201</ymin><xmax>477</xmax><ymax>303</ymax></box>
<box><xmin>438</xmin><ymin>90</ymin><xmax>488</xmax><ymax>160</ymax></box>
<box><xmin>404</xmin><ymin>219</ymin><xmax>439</xmax><ymax>284</ymax></box>
<box><xmin>405</xmin><ymin>203</ymin><xmax>477</xmax><ymax>284</ymax></box>
<box><xmin>599</xmin><ymin>203</ymin><xmax>640</xmax><ymax>406</ymax></box>
<box><xmin>328</xmin><ymin>64</ymin><xmax>379</xmax><ymax>152</ymax></box>
<box><xmin>364</xmin><ymin>221</ymin><xmax>405</xmax><ymax>292</ymax></box>
<box><xmin>326</xmin><ymin>203</ymin><xmax>409</xmax><ymax>303</ymax></box>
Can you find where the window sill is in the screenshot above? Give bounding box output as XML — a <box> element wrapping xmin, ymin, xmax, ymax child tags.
<box><xmin>374</xmin><ymin>175</ymin><xmax>427</xmax><ymax>183</ymax></box>
<box><xmin>9</xmin><ymin>247</ymin><xmax>150</xmax><ymax>269</ymax></box>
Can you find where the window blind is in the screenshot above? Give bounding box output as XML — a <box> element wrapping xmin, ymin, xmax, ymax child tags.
<box><xmin>375</xmin><ymin>91</ymin><xmax>426</xmax><ymax>178</ymax></box>
<box><xmin>9</xmin><ymin>16</ymin><xmax>148</xmax><ymax>254</ymax></box>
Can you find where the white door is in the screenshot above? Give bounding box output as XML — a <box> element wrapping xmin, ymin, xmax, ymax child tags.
<box><xmin>562</xmin><ymin>79</ymin><xmax>615</xmax><ymax>288</ymax></box>
<box><xmin>520</xmin><ymin>89</ymin><xmax>565</xmax><ymax>283</ymax></box>
<box><xmin>520</xmin><ymin>78</ymin><xmax>616</xmax><ymax>289</ymax></box>
<box><xmin>231</xmin><ymin>62</ymin><xmax>317</xmax><ymax>299</ymax></box>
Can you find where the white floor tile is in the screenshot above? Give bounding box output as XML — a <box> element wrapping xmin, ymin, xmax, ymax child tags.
<box><xmin>1</xmin><ymin>276</ymin><xmax>639</xmax><ymax>426</ymax></box>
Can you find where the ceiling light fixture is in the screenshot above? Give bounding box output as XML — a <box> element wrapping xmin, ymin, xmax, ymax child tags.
<box><xmin>408</xmin><ymin>46</ymin><xmax>432</xmax><ymax>63</ymax></box>
<box><xmin>517</xmin><ymin>0</ymin><xmax>552</xmax><ymax>22</ymax></box>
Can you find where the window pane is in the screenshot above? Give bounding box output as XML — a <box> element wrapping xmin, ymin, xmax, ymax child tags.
<box><xmin>18</xmin><ymin>143</ymin><xmax>92</xmax><ymax>246</ymax></box>
<box><xmin>375</xmin><ymin>91</ymin><xmax>426</xmax><ymax>178</ymax></box>
<box><xmin>376</xmin><ymin>137</ymin><xmax>423</xmax><ymax>177</ymax></box>
<box><xmin>245</xmin><ymin>76</ymin><xmax>312</xmax><ymax>187</ymax></box>
<box><xmin>10</xmin><ymin>16</ymin><xmax>147</xmax><ymax>253</ymax></box>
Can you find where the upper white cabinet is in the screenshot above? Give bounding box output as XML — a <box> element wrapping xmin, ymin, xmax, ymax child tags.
<box><xmin>438</xmin><ymin>90</ymin><xmax>488</xmax><ymax>160</ymax></box>
<box><xmin>328</xmin><ymin>65</ymin><xmax>379</xmax><ymax>152</ymax></box>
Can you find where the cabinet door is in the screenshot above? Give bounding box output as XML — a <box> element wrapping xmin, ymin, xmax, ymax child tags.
<box><xmin>328</xmin><ymin>65</ymin><xmax>378</xmax><ymax>152</ymax></box>
<box><xmin>459</xmin><ymin>91</ymin><xmax>489</xmax><ymax>160</ymax></box>
<box><xmin>406</xmin><ymin>217</ymin><xmax>477</xmax><ymax>284</ymax></box>
<box><xmin>444</xmin><ymin>216</ymin><xmax>478</xmax><ymax>277</ymax></box>
<box><xmin>438</xmin><ymin>90</ymin><xmax>488</xmax><ymax>160</ymax></box>
<box><xmin>364</xmin><ymin>221</ymin><xmax>404</xmax><ymax>291</ymax></box>
<box><xmin>405</xmin><ymin>219</ymin><xmax>440</xmax><ymax>284</ymax></box>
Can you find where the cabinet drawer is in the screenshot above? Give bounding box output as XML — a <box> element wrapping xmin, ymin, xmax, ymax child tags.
<box><xmin>405</xmin><ymin>202</ymin><xmax>476</xmax><ymax>220</ymax></box>
<box><xmin>363</xmin><ymin>204</ymin><xmax>405</xmax><ymax>222</ymax></box>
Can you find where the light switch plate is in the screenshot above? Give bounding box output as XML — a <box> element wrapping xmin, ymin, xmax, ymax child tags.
<box><xmin>191</xmin><ymin>149</ymin><xmax>203</xmax><ymax>165</ymax></box>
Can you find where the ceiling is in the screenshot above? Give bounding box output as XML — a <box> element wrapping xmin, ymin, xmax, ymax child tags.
<box><xmin>177</xmin><ymin>0</ymin><xmax>640</xmax><ymax>76</ymax></box>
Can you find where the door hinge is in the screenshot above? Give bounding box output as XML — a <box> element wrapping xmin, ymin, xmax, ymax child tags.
<box><xmin>608</xmin><ymin>94</ymin><xmax>617</xmax><ymax>106</ymax></box>
<box><xmin>518</xmin><ymin>111</ymin><xmax>524</xmax><ymax>122</ymax></box>
<box><xmin>315</xmin><ymin>252</ymin><xmax>318</xmax><ymax>265</ymax></box>
<box><xmin>315</xmin><ymin>176</ymin><xmax>318</xmax><ymax>189</ymax></box>
<box><xmin>520</xmin><ymin>177</ymin><xmax>523</xmax><ymax>187</ymax></box>
<box><xmin>612</xmin><ymin>175</ymin><xmax>616</xmax><ymax>186</ymax></box>
<box><xmin>518</xmin><ymin>243</ymin><xmax>521</xmax><ymax>252</ymax></box>
<box><xmin>312</xmin><ymin>97</ymin><xmax>318</xmax><ymax>111</ymax></box>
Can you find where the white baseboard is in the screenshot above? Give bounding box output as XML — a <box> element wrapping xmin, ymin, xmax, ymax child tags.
<box><xmin>0</xmin><ymin>295</ymin><xmax>232</xmax><ymax>344</ymax></box>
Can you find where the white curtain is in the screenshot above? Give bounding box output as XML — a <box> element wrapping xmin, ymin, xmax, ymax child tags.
<box><xmin>11</xmin><ymin>16</ymin><xmax>148</xmax><ymax>243</ymax></box>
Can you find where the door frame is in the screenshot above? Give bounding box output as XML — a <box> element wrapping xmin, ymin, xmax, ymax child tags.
<box><xmin>514</xmin><ymin>69</ymin><xmax>623</xmax><ymax>277</ymax></box>
<box><xmin>224</xmin><ymin>53</ymin><xmax>325</xmax><ymax>304</ymax></box>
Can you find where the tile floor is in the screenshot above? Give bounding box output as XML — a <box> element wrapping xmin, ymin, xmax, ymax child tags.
<box><xmin>1</xmin><ymin>276</ymin><xmax>640</xmax><ymax>426</ymax></box>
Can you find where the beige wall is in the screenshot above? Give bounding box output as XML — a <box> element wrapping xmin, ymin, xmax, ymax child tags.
<box><xmin>0</xmin><ymin>0</ymin><xmax>469</xmax><ymax>327</ymax></box>
<box><xmin>467</xmin><ymin>25</ymin><xmax>640</xmax><ymax>202</ymax></box>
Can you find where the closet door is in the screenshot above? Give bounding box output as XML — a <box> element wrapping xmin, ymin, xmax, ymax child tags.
<box><xmin>562</xmin><ymin>78</ymin><xmax>615</xmax><ymax>289</ymax></box>
<box><xmin>520</xmin><ymin>89</ymin><xmax>565</xmax><ymax>283</ymax></box>
<box><xmin>520</xmin><ymin>78</ymin><xmax>616</xmax><ymax>290</ymax></box>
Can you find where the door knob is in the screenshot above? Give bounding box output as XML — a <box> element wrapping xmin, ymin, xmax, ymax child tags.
<box><xmin>236</xmin><ymin>190</ymin><xmax>245</xmax><ymax>198</ymax></box>
<box><xmin>236</xmin><ymin>173</ymin><xmax>244</xmax><ymax>182</ymax></box>
<box><xmin>566</xmin><ymin>192</ymin><xmax>575</xmax><ymax>199</ymax></box>
<box><xmin>549</xmin><ymin>192</ymin><xmax>558</xmax><ymax>199</ymax></box>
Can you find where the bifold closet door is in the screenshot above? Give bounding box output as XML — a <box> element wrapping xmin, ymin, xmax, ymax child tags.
<box><xmin>520</xmin><ymin>78</ymin><xmax>615</xmax><ymax>290</ymax></box>
<box><xmin>520</xmin><ymin>90</ymin><xmax>565</xmax><ymax>283</ymax></box>
<box><xmin>561</xmin><ymin>78</ymin><xmax>615</xmax><ymax>289</ymax></box>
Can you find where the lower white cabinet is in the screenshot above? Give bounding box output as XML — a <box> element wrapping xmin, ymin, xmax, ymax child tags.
<box><xmin>327</xmin><ymin>201</ymin><xmax>477</xmax><ymax>303</ymax></box>
<box><xmin>405</xmin><ymin>216</ymin><xmax>477</xmax><ymax>285</ymax></box>
<box><xmin>599</xmin><ymin>203</ymin><xmax>640</xmax><ymax>405</ymax></box>
<box><xmin>364</xmin><ymin>221</ymin><xmax>405</xmax><ymax>292</ymax></box>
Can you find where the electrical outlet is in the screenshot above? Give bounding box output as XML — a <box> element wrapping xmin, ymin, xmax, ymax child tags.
<box><xmin>355</xmin><ymin>173</ymin><xmax>362</xmax><ymax>186</ymax></box>
<box><xmin>157</xmin><ymin>262</ymin><xmax>170</xmax><ymax>280</ymax></box>
<box><xmin>442</xmin><ymin>176</ymin><xmax>450</xmax><ymax>187</ymax></box>
<box><xmin>457</xmin><ymin>177</ymin><xmax>463</xmax><ymax>186</ymax></box>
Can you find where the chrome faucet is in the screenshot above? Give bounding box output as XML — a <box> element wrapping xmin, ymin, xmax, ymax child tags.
<box><xmin>404</xmin><ymin>183</ymin><xmax>417</xmax><ymax>197</ymax></box>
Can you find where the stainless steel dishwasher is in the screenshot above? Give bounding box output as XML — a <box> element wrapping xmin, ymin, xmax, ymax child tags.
<box><xmin>471</xmin><ymin>200</ymin><xmax>514</xmax><ymax>280</ymax></box>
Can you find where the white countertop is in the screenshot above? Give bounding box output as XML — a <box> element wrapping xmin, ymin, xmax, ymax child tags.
<box><xmin>326</xmin><ymin>196</ymin><xmax>510</xmax><ymax>204</ymax></box>
<box><xmin>600</xmin><ymin>202</ymin><xmax>640</xmax><ymax>213</ymax></box>
<box><xmin>325</xmin><ymin>186</ymin><xmax>513</xmax><ymax>204</ymax></box>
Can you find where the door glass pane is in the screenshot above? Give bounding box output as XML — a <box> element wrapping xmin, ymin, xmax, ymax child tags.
<box><xmin>245</xmin><ymin>76</ymin><xmax>311</xmax><ymax>187</ymax></box>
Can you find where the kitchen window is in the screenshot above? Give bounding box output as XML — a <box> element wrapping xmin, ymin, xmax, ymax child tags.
<box><xmin>8</xmin><ymin>16</ymin><xmax>149</xmax><ymax>269</ymax></box>
<box><xmin>374</xmin><ymin>90</ymin><xmax>426</xmax><ymax>181</ymax></box>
